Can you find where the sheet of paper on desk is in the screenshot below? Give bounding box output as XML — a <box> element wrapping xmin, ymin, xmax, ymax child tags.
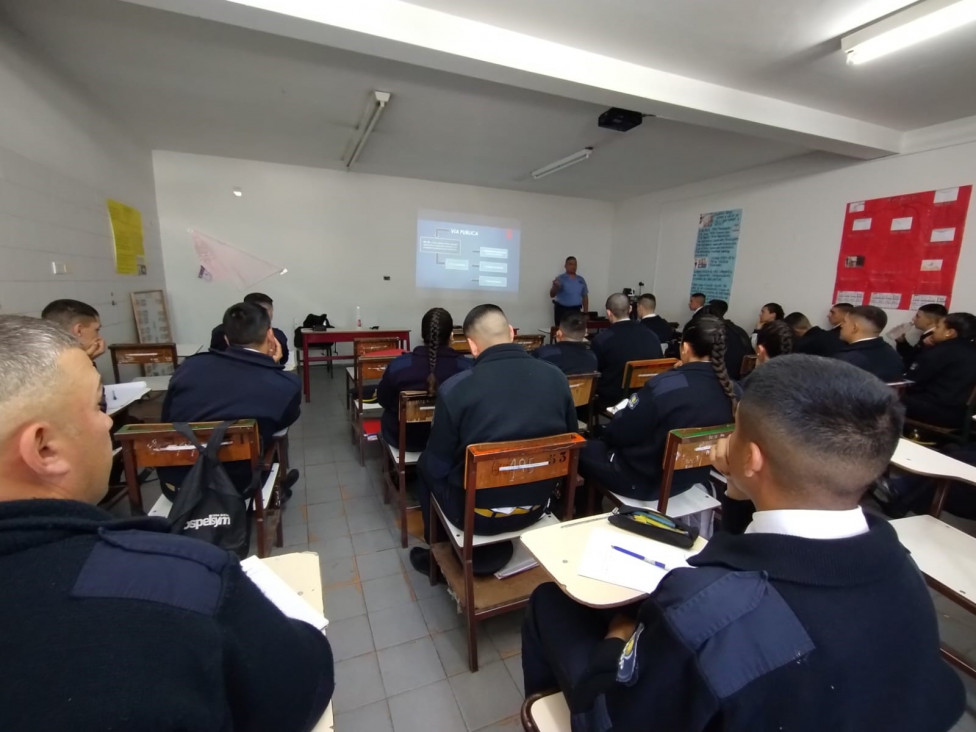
<box><xmin>577</xmin><ymin>528</ymin><xmax>694</xmax><ymax>594</ymax></box>
<box><xmin>105</xmin><ymin>382</ymin><xmax>150</xmax><ymax>413</ymax></box>
<box><xmin>241</xmin><ymin>556</ymin><xmax>329</xmax><ymax>631</ymax></box>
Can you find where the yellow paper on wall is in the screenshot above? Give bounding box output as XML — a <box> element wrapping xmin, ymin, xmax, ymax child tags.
<box><xmin>107</xmin><ymin>199</ymin><xmax>146</xmax><ymax>275</ymax></box>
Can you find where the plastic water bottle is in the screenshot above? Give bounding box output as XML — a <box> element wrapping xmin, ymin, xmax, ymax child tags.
<box><xmin>356</xmin><ymin>306</ymin><xmax>362</xmax><ymax>330</ymax></box>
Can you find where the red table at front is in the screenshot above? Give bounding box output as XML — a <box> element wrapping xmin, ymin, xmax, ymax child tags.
<box><xmin>299</xmin><ymin>328</ymin><xmax>411</xmax><ymax>402</ymax></box>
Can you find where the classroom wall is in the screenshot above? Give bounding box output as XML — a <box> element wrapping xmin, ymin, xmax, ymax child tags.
<box><xmin>611</xmin><ymin>144</ymin><xmax>976</xmax><ymax>331</ymax></box>
<box><xmin>0</xmin><ymin>23</ymin><xmax>165</xmax><ymax>379</ymax></box>
<box><xmin>152</xmin><ymin>151</ymin><xmax>614</xmax><ymax>346</ymax></box>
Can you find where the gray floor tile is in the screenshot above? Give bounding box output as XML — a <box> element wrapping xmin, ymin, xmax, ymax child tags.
<box><xmin>324</xmin><ymin>583</ymin><xmax>367</xmax><ymax>621</ymax></box>
<box><xmin>378</xmin><ymin>637</ymin><xmax>446</xmax><ymax>696</ymax></box>
<box><xmin>281</xmin><ymin>503</ymin><xmax>310</xmax><ymax>527</ymax></box>
<box><xmin>503</xmin><ymin>654</ymin><xmax>524</xmax><ymax>694</ymax></box>
<box><xmin>430</xmin><ymin>627</ymin><xmax>500</xmax><ymax>677</ymax></box>
<box><xmin>404</xmin><ymin>564</ymin><xmax>445</xmax><ymax>600</ymax></box>
<box><xmin>357</xmin><ymin>548</ymin><xmax>403</xmax><ymax>581</ymax></box>
<box><xmin>342</xmin><ymin>482</ymin><xmax>382</xmax><ymax>500</ymax></box>
<box><xmin>328</xmin><ymin>614</ymin><xmax>375</xmax><ymax>661</ymax></box>
<box><xmin>309</xmin><ymin>535</ymin><xmax>354</xmax><ymax>560</ymax></box>
<box><xmin>307</xmin><ymin>501</ymin><xmax>346</xmax><ymax>523</ymax></box>
<box><xmin>333</xmin><ymin>652</ymin><xmax>386</xmax><ymax>713</ymax></box>
<box><xmin>335</xmin><ymin>699</ymin><xmax>394</xmax><ymax>732</ymax></box>
<box><xmin>307</xmin><ymin>515</ymin><xmax>350</xmax><ymax>542</ymax></box>
<box><xmin>388</xmin><ymin>679</ymin><xmax>465</xmax><ymax>732</ymax></box>
<box><xmin>449</xmin><ymin>660</ymin><xmax>523</xmax><ymax>731</ymax></box>
<box><xmin>369</xmin><ymin>602</ymin><xmax>430</xmax><ymax>650</ymax></box>
<box><xmin>419</xmin><ymin>590</ymin><xmax>462</xmax><ymax>633</ymax></box>
<box><xmin>473</xmin><ymin>716</ymin><xmax>524</xmax><ymax>732</ymax></box>
<box><xmin>352</xmin><ymin>528</ymin><xmax>399</xmax><ymax>555</ymax></box>
<box><xmin>307</xmin><ymin>484</ymin><xmax>344</xmax><ymax>505</ymax></box>
<box><xmin>305</xmin><ymin>444</ymin><xmax>335</xmax><ymax>466</ymax></box>
<box><xmin>281</xmin><ymin>524</ymin><xmax>308</xmax><ymax>547</ymax></box>
<box><xmin>363</xmin><ymin>573</ymin><xmax>414</xmax><ymax>614</ymax></box>
<box><xmin>321</xmin><ymin>555</ymin><xmax>358</xmax><ymax>587</ymax></box>
<box><xmin>483</xmin><ymin>611</ymin><xmax>526</xmax><ymax>659</ymax></box>
<box><xmin>344</xmin><ymin>495</ymin><xmax>387</xmax><ymax>515</ymax></box>
<box><xmin>304</xmin><ymin>464</ymin><xmax>340</xmax><ymax>487</ymax></box>
<box><xmin>347</xmin><ymin>508</ymin><xmax>393</xmax><ymax>535</ymax></box>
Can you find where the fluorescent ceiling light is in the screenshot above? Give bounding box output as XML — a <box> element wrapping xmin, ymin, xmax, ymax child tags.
<box><xmin>531</xmin><ymin>147</ymin><xmax>593</xmax><ymax>180</ymax></box>
<box><xmin>344</xmin><ymin>90</ymin><xmax>391</xmax><ymax>169</ymax></box>
<box><xmin>841</xmin><ymin>0</ymin><xmax>976</xmax><ymax>65</ymax></box>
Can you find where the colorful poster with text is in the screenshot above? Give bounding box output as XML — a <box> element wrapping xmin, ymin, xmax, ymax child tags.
<box><xmin>690</xmin><ymin>209</ymin><xmax>742</xmax><ymax>301</ymax></box>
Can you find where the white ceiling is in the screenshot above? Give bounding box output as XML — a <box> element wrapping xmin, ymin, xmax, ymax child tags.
<box><xmin>2</xmin><ymin>0</ymin><xmax>974</xmax><ymax>201</ymax></box>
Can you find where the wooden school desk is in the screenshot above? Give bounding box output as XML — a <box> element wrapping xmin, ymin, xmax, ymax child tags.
<box><xmin>890</xmin><ymin>438</ymin><xmax>976</xmax><ymax>515</ymax></box>
<box><xmin>521</xmin><ymin>512</ymin><xmax>708</xmax><ymax>609</ymax></box>
<box><xmin>299</xmin><ymin>328</ymin><xmax>411</xmax><ymax>402</ymax></box>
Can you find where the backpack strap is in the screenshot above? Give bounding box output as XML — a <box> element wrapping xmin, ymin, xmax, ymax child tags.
<box><xmin>172</xmin><ymin>420</ymin><xmax>234</xmax><ymax>462</ymax></box>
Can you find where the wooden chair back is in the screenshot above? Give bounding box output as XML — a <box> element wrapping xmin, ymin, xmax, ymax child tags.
<box><xmin>354</xmin><ymin>337</ymin><xmax>400</xmax><ymax>359</ymax></box>
<box><xmin>621</xmin><ymin>358</ymin><xmax>678</xmax><ymax>390</ymax></box>
<box><xmin>450</xmin><ymin>332</ymin><xmax>472</xmax><ymax>353</ymax></box>
<box><xmin>740</xmin><ymin>354</ymin><xmax>758</xmax><ymax>377</ymax></box>
<box><xmin>109</xmin><ymin>342</ymin><xmax>178</xmax><ymax>382</ymax></box>
<box><xmin>566</xmin><ymin>372</ymin><xmax>598</xmax><ymax>409</ymax></box>
<box><xmin>514</xmin><ymin>334</ymin><xmax>545</xmax><ymax>352</ymax></box>
<box><xmin>354</xmin><ymin>353</ymin><xmax>396</xmax><ymax>402</ymax></box>
<box><xmin>658</xmin><ymin>424</ymin><xmax>735</xmax><ymax>514</ymax></box>
<box><xmin>397</xmin><ymin>391</ymin><xmax>437</xmax><ymax>454</ymax></box>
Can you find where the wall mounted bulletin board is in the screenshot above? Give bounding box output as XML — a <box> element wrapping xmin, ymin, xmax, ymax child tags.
<box><xmin>130</xmin><ymin>290</ymin><xmax>173</xmax><ymax>344</ymax></box>
<box><xmin>833</xmin><ymin>185</ymin><xmax>972</xmax><ymax>310</ymax></box>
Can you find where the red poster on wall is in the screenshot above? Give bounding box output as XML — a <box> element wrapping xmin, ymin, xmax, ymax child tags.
<box><xmin>833</xmin><ymin>185</ymin><xmax>971</xmax><ymax>311</ymax></box>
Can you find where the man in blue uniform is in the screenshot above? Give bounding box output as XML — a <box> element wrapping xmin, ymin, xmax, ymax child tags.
<box><xmin>550</xmin><ymin>256</ymin><xmax>589</xmax><ymax>327</ymax></box>
<box><xmin>0</xmin><ymin>315</ymin><xmax>333</xmax><ymax>732</ymax></box>
<box><xmin>590</xmin><ymin>293</ymin><xmax>662</xmax><ymax>408</ymax></box>
<box><xmin>163</xmin><ymin>301</ymin><xmax>301</xmax><ymax>496</ymax></box>
<box><xmin>636</xmin><ymin>293</ymin><xmax>675</xmax><ymax>348</ymax></box>
<box><xmin>834</xmin><ymin>305</ymin><xmax>903</xmax><ymax>382</ymax></box>
<box><xmin>522</xmin><ymin>356</ymin><xmax>963</xmax><ymax>732</ymax></box>
<box><xmin>534</xmin><ymin>311</ymin><xmax>598</xmax><ymax>375</ymax></box>
<box><xmin>410</xmin><ymin>304</ymin><xmax>578</xmax><ymax>573</ymax></box>
<box><xmin>210</xmin><ymin>292</ymin><xmax>290</xmax><ymax>366</ymax></box>
<box><xmin>41</xmin><ymin>298</ymin><xmax>106</xmax><ymax>360</ymax></box>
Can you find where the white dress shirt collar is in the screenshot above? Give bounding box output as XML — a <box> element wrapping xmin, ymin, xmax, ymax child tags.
<box><xmin>745</xmin><ymin>507</ymin><xmax>869</xmax><ymax>540</ymax></box>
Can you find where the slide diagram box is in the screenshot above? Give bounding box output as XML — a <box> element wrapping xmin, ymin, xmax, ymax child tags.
<box><xmin>479</xmin><ymin>261</ymin><xmax>508</xmax><ymax>274</ymax></box>
<box><xmin>444</xmin><ymin>258</ymin><xmax>469</xmax><ymax>271</ymax></box>
<box><xmin>420</xmin><ymin>237</ymin><xmax>461</xmax><ymax>254</ymax></box>
<box><xmin>480</xmin><ymin>247</ymin><xmax>508</xmax><ymax>259</ymax></box>
<box><xmin>479</xmin><ymin>275</ymin><xmax>507</xmax><ymax>288</ymax></box>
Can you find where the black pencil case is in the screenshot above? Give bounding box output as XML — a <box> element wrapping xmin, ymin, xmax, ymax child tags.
<box><xmin>608</xmin><ymin>507</ymin><xmax>698</xmax><ymax>549</ymax></box>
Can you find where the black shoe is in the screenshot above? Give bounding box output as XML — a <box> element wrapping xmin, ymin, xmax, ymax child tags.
<box><xmin>409</xmin><ymin>547</ymin><xmax>431</xmax><ymax>575</ymax></box>
<box><xmin>281</xmin><ymin>469</ymin><xmax>300</xmax><ymax>503</ymax></box>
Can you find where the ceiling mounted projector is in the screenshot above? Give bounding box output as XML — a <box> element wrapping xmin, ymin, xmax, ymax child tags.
<box><xmin>598</xmin><ymin>107</ymin><xmax>644</xmax><ymax>132</ymax></box>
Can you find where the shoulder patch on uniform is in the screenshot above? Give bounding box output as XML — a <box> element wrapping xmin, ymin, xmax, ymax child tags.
<box><xmin>616</xmin><ymin>622</ymin><xmax>645</xmax><ymax>685</ymax></box>
<box><xmin>659</xmin><ymin>568</ymin><xmax>815</xmax><ymax>699</ymax></box>
<box><xmin>71</xmin><ymin>528</ymin><xmax>230</xmax><ymax>615</ymax></box>
<box><xmin>627</xmin><ymin>393</ymin><xmax>639</xmax><ymax>409</ymax></box>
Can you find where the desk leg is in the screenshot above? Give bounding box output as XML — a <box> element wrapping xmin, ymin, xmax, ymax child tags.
<box><xmin>303</xmin><ymin>339</ymin><xmax>311</xmax><ymax>402</ymax></box>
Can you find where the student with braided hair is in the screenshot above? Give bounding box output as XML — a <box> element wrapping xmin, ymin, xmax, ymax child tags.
<box><xmin>376</xmin><ymin>308</ymin><xmax>471</xmax><ymax>451</ymax></box>
<box><xmin>756</xmin><ymin>319</ymin><xmax>794</xmax><ymax>364</ymax></box>
<box><xmin>579</xmin><ymin>315</ymin><xmax>738</xmax><ymax>501</ymax></box>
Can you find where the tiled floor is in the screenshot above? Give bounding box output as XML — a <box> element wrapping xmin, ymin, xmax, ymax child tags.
<box><xmin>142</xmin><ymin>368</ymin><xmax>976</xmax><ymax>731</ymax></box>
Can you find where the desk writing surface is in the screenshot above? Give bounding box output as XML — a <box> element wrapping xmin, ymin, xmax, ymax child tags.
<box><xmin>521</xmin><ymin>513</ymin><xmax>708</xmax><ymax>609</ymax></box>
<box><xmin>891</xmin><ymin>438</ymin><xmax>976</xmax><ymax>488</ymax></box>
<box><xmin>891</xmin><ymin>515</ymin><xmax>976</xmax><ymax>602</ymax></box>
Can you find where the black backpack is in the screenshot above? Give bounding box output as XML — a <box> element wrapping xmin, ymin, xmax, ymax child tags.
<box><xmin>167</xmin><ymin>421</ymin><xmax>254</xmax><ymax>557</ymax></box>
<box><xmin>294</xmin><ymin>314</ymin><xmax>334</xmax><ymax>349</ymax></box>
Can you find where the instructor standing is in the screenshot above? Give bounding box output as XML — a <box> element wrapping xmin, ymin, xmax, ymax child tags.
<box><xmin>550</xmin><ymin>256</ymin><xmax>589</xmax><ymax>327</ymax></box>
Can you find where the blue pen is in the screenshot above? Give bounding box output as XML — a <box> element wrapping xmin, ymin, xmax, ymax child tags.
<box><xmin>612</xmin><ymin>545</ymin><xmax>668</xmax><ymax>570</ymax></box>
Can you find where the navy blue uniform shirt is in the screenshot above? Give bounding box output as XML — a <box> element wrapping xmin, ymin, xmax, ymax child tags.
<box><xmin>905</xmin><ymin>338</ymin><xmax>976</xmax><ymax>426</ymax></box>
<box><xmin>834</xmin><ymin>337</ymin><xmax>903</xmax><ymax>382</ymax></box>
<box><xmin>534</xmin><ymin>341</ymin><xmax>599</xmax><ymax>376</ymax></box>
<box><xmin>590</xmin><ymin>320</ymin><xmax>663</xmax><ymax>405</ymax></box>
<box><xmin>210</xmin><ymin>324</ymin><xmax>290</xmax><ymax>367</ymax></box>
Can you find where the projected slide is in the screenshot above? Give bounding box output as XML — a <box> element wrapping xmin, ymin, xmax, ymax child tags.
<box><xmin>416</xmin><ymin>211</ymin><xmax>521</xmax><ymax>292</ymax></box>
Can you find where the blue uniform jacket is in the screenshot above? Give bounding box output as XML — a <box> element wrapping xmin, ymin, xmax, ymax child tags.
<box><xmin>534</xmin><ymin>341</ymin><xmax>599</xmax><ymax>376</ymax></box>
<box><xmin>210</xmin><ymin>324</ymin><xmax>290</xmax><ymax>366</ymax></box>
<box><xmin>600</xmin><ymin>361</ymin><xmax>735</xmax><ymax>498</ymax></box>
<box><xmin>834</xmin><ymin>337</ymin><xmax>904</xmax><ymax>382</ymax></box>
<box><xmin>590</xmin><ymin>320</ymin><xmax>663</xmax><ymax>405</ymax></box>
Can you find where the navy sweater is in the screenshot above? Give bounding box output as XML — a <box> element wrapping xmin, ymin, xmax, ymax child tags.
<box><xmin>0</xmin><ymin>499</ymin><xmax>334</xmax><ymax>732</ymax></box>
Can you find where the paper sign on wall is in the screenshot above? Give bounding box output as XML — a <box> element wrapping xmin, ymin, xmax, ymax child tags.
<box><xmin>191</xmin><ymin>230</ymin><xmax>287</xmax><ymax>289</ymax></box>
<box><xmin>833</xmin><ymin>185</ymin><xmax>971</xmax><ymax>310</ymax></box>
<box><xmin>689</xmin><ymin>209</ymin><xmax>742</xmax><ymax>301</ymax></box>
<box><xmin>107</xmin><ymin>199</ymin><xmax>146</xmax><ymax>275</ymax></box>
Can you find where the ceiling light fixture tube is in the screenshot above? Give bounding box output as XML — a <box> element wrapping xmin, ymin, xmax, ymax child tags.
<box><xmin>345</xmin><ymin>90</ymin><xmax>391</xmax><ymax>169</ymax></box>
<box><xmin>841</xmin><ymin>0</ymin><xmax>976</xmax><ymax>65</ymax></box>
<box><xmin>531</xmin><ymin>147</ymin><xmax>594</xmax><ymax>179</ymax></box>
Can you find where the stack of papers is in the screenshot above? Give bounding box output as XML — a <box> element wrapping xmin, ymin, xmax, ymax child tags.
<box><xmin>241</xmin><ymin>556</ymin><xmax>329</xmax><ymax>631</ymax></box>
<box><xmin>577</xmin><ymin>527</ymin><xmax>696</xmax><ymax>594</ymax></box>
<box><xmin>105</xmin><ymin>381</ymin><xmax>150</xmax><ymax>415</ymax></box>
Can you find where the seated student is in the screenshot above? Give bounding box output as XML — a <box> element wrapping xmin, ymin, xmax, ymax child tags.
<box><xmin>410</xmin><ymin>305</ymin><xmax>577</xmax><ymax>573</ymax></box>
<box><xmin>903</xmin><ymin>312</ymin><xmax>976</xmax><ymax>428</ymax></box>
<box><xmin>162</xmin><ymin>302</ymin><xmax>301</xmax><ymax>496</ymax></box>
<box><xmin>534</xmin><ymin>311</ymin><xmax>599</xmax><ymax>375</ymax></box>
<box><xmin>894</xmin><ymin>302</ymin><xmax>947</xmax><ymax>369</ymax></box>
<box><xmin>751</xmin><ymin>302</ymin><xmax>784</xmax><ymax>347</ymax></box>
<box><xmin>579</xmin><ymin>315</ymin><xmax>737</xmax><ymax>501</ymax></box>
<box><xmin>591</xmin><ymin>293</ymin><xmax>662</xmax><ymax>407</ymax></box>
<box><xmin>787</xmin><ymin>311</ymin><xmax>834</xmax><ymax>357</ymax></box>
<box><xmin>376</xmin><ymin>307</ymin><xmax>471</xmax><ymax>451</ymax></box>
<box><xmin>635</xmin><ymin>293</ymin><xmax>674</xmax><ymax>349</ymax></box>
<box><xmin>41</xmin><ymin>298</ymin><xmax>106</xmax><ymax>360</ymax></box>
<box><xmin>825</xmin><ymin>300</ymin><xmax>853</xmax><ymax>347</ymax></box>
<box><xmin>755</xmin><ymin>319</ymin><xmax>794</xmax><ymax>364</ymax></box>
<box><xmin>700</xmin><ymin>299</ymin><xmax>754</xmax><ymax>380</ymax></box>
<box><xmin>682</xmin><ymin>292</ymin><xmax>707</xmax><ymax>331</ymax></box>
<box><xmin>522</xmin><ymin>355</ymin><xmax>964</xmax><ymax>732</ymax></box>
<box><xmin>0</xmin><ymin>316</ymin><xmax>334</xmax><ymax>731</ymax></box>
<box><xmin>834</xmin><ymin>305</ymin><xmax>904</xmax><ymax>382</ymax></box>
<box><xmin>211</xmin><ymin>292</ymin><xmax>289</xmax><ymax>366</ymax></box>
